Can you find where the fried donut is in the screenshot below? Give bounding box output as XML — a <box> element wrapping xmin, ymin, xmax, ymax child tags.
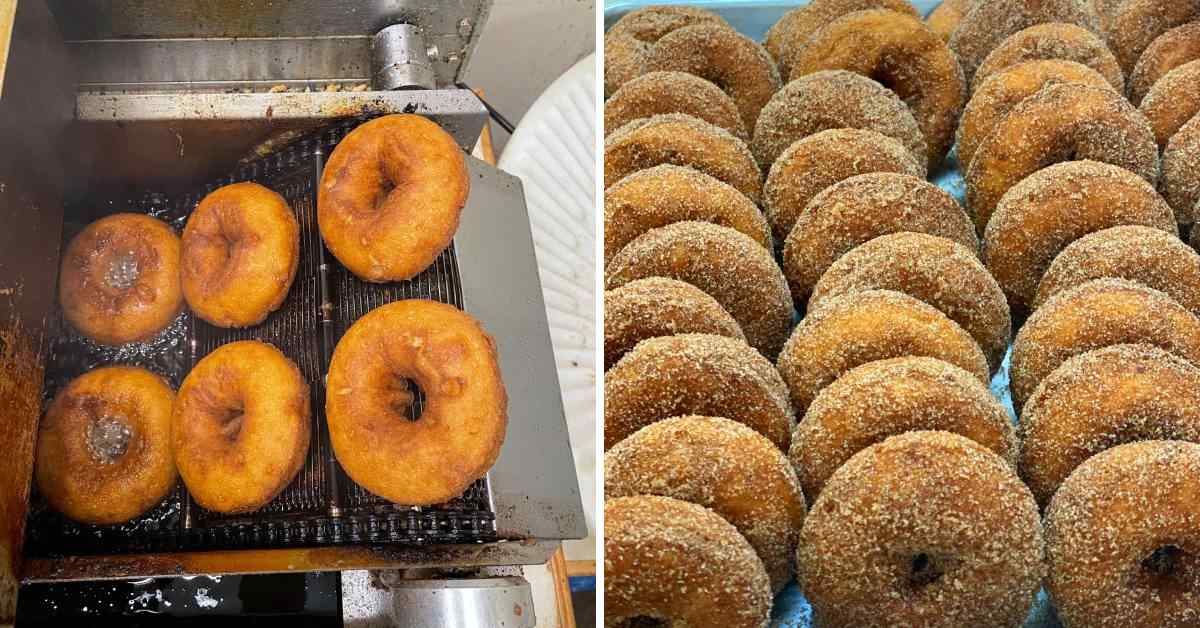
<box><xmin>983</xmin><ymin>160</ymin><xmax>1176</xmax><ymax>313</ymax></box>
<box><xmin>1129</xmin><ymin>22</ymin><xmax>1200</xmax><ymax>105</ymax></box>
<box><xmin>606</xmin><ymin>221</ymin><xmax>794</xmax><ymax>357</ymax></box>
<box><xmin>927</xmin><ymin>0</ymin><xmax>969</xmax><ymax>42</ymax></box>
<box><xmin>59</xmin><ymin>213</ymin><xmax>182</xmax><ymax>346</ymax></box>
<box><xmin>603</xmin><ymin>277</ymin><xmax>744</xmax><ymax>370</ymax></box>
<box><xmin>811</xmin><ymin>232</ymin><xmax>1011</xmax><ymax>371</ymax></box>
<box><xmin>798</xmin><ymin>431</ymin><xmax>1044</xmax><ymax>628</ymax></box>
<box><xmin>605</xmin><ymin>495</ymin><xmax>772</xmax><ymax>628</ymax></box>
<box><xmin>790</xmin><ymin>357</ymin><xmax>1016</xmax><ymax>501</ymax></box>
<box><xmin>763</xmin><ymin>0</ymin><xmax>919</xmax><ymax>78</ymax></box>
<box><xmin>781</xmin><ymin>173</ymin><xmax>977</xmax><ymax>305</ymax></box>
<box><xmin>327</xmin><ymin>299</ymin><xmax>506</xmax><ymax>505</ymax></box>
<box><xmin>1108</xmin><ymin>0</ymin><xmax>1200</xmax><ymax>73</ymax></box>
<box><xmin>174</xmin><ymin>340</ymin><xmax>310</xmax><ymax>513</ymax></box>
<box><xmin>778</xmin><ymin>290</ymin><xmax>989</xmax><ymax>416</ymax></box>
<box><xmin>763</xmin><ymin>128</ymin><xmax>926</xmax><ymax>243</ymax></box>
<box><xmin>965</xmin><ymin>82</ymin><xmax>1160</xmax><ymax>233</ymax></box>
<box><xmin>1020</xmin><ymin>344</ymin><xmax>1200</xmax><ymax>507</ymax></box>
<box><xmin>1009</xmin><ymin>278</ymin><xmax>1200</xmax><ymax>411</ymax></box>
<box><xmin>790</xmin><ymin>9</ymin><xmax>966</xmax><ymax>169</ymax></box>
<box><xmin>957</xmin><ymin>59</ymin><xmax>1114</xmax><ymax>171</ymax></box>
<box><xmin>604</xmin><ymin>333</ymin><xmax>793</xmax><ymax>450</ymax></box>
<box><xmin>606</xmin><ymin>415</ymin><xmax>806</xmax><ymax>591</ymax></box>
<box><xmin>973</xmin><ymin>22</ymin><xmax>1124</xmax><ymax>93</ymax></box>
<box><xmin>751</xmin><ymin>70</ymin><xmax>926</xmax><ymax>170</ymax></box>
<box><xmin>1140</xmin><ymin>58</ymin><xmax>1200</xmax><ymax>150</ymax></box>
<box><xmin>1034</xmin><ymin>225</ymin><xmax>1200</xmax><ymax>315</ymax></box>
<box><xmin>35</xmin><ymin>366</ymin><xmax>176</xmax><ymax>525</ymax></box>
<box><xmin>1045</xmin><ymin>440</ymin><xmax>1200</xmax><ymax>626</ymax></box>
<box><xmin>603</xmin><ymin>5</ymin><xmax>729</xmax><ymax>97</ymax></box>
<box><xmin>604</xmin><ymin>114</ymin><xmax>762</xmax><ymax>205</ymax></box>
<box><xmin>603</xmin><ymin>164</ymin><xmax>770</xmax><ymax>266</ymax></box>
<box><xmin>181</xmin><ymin>182</ymin><xmax>299</xmax><ymax>328</ymax></box>
<box><xmin>1163</xmin><ymin>113</ymin><xmax>1200</xmax><ymax>225</ymax></box>
<box><xmin>643</xmin><ymin>24</ymin><xmax>781</xmax><ymax>131</ymax></box>
<box><xmin>948</xmin><ymin>0</ymin><xmax>1101</xmax><ymax>83</ymax></box>
<box><xmin>604</xmin><ymin>71</ymin><xmax>746</xmax><ymax>139</ymax></box>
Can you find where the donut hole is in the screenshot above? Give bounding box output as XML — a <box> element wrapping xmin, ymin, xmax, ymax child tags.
<box><xmin>1138</xmin><ymin>545</ymin><xmax>1199</xmax><ymax>598</ymax></box>
<box><xmin>102</xmin><ymin>250</ymin><xmax>141</xmax><ymax>290</ymax></box>
<box><xmin>373</xmin><ymin>173</ymin><xmax>398</xmax><ymax>212</ymax></box>
<box><xmin>382</xmin><ymin>373</ymin><xmax>425</xmax><ymax>422</ymax></box>
<box><xmin>85</xmin><ymin>415</ymin><xmax>132</xmax><ymax>464</ymax></box>
<box><xmin>908</xmin><ymin>552</ymin><xmax>946</xmax><ymax>588</ymax></box>
<box><xmin>213</xmin><ymin>402</ymin><xmax>246</xmax><ymax>442</ymax></box>
<box><xmin>625</xmin><ymin>617</ymin><xmax>667</xmax><ymax>628</ymax></box>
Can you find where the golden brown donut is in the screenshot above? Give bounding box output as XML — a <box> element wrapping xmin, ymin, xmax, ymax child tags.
<box><xmin>603</xmin><ymin>6</ymin><xmax>730</xmax><ymax>98</ymax></box>
<box><xmin>604</xmin><ymin>113</ymin><xmax>763</xmax><ymax>205</ymax></box>
<box><xmin>174</xmin><ymin>340</ymin><xmax>310</xmax><ymax>513</ymax></box>
<box><xmin>604</xmin><ymin>333</ymin><xmax>794</xmax><ymax>451</ymax></box>
<box><xmin>1009</xmin><ymin>278</ymin><xmax>1200</xmax><ymax>411</ymax></box>
<box><xmin>949</xmin><ymin>0</ymin><xmax>1102</xmax><ymax>83</ymax></box>
<box><xmin>1162</xmin><ymin>112</ymin><xmax>1200</xmax><ymax>225</ymax></box>
<box><xmin>318</xmin><ymin>114</ymin><xmax>468</xmax><ymax>283</ymax></box>
<box><xmin>327</xmin><ymin>299</ymin><xmax>506</xmax><ymax>506</ymax></box>
<box><xmin>790</xmin><ymin>356</ymin><xmax>1016</xmax><ymax>501</ymax></box>
<box><xmin>777</xmin><ymin>290</ymin><xmax>989</xmax><ymax>416</ymax></box>
<box><xmin>965</xmin><ymin>82</ymin><xmax>1160</xmax><ymax>234</ymax></box>
<box><xmin>781</xmin><ymin>173</ymin><xmax>978</xmax><ymax>305</ymax></box>
<box><xmin>927</xmin><ymin>0</ymin><xmax>969</xmax><ymax>42</ymax></box>
<box><xmin>603</xmin><ymin>71</ymin><xmax>746</xmax><ymax>139</ymax></box>
<box><xmin>1108</xmin><ymin>0</ymin><xmax>1200</xmax><ymax>73</ymax></box>
<box><xmin>1020</xmin><ymin>344</ymin><xmax>1200</xmax><ymax>507</ymax></box>
<box><xmin>957</xmin><ymin>59</ymin><xmax>1114</xmax><ymax>171</ymax></box>
<box><xmin>606</xmin><ymin>221</ymin><xmax>794</xmax><ymax>357</ymax></box>
<box><xmin>764</xmin><ymin>0</ymin><xmax>918</xmax><ymax>78</ymax></box>
<box><xmin>59</xmin><ymin>213</ymin><xmax>182</xmax><ymax>346</ymax></box>
<box><xmin>983</xmin><ymin>160</ymin><xmax>1176</xmax><ymax>314</ymax></box>
<box><xmin>603</xmin><ymin>277</ymin><xmax>744</xmax><ymax>371</ymax></box>
<box><xmin>811</xmin><ymin>232</ymin><xmax>1011</xmax><ymax>371</ymax></box>
<box><xmin>1034</xmin><ymin>225</ymin><xmax>1200</xmax><ymax>315</ymax></box>
<box><xmin>1045</xmin><ymin>441</ymin><xmax>1200</xmax><ymax>627</ymax></box>
<box><xmin>763</xmin><ymin>128</ymin><xmax>926</xmax><ymax>244</ymax></box>
<box><xmin>973</xmin><ymin>22</ymin><xmax>1124</xmax><ymax>93</ymax></box>
<box><xmin>1092</xmin><ymin>0</ymin><xmax>1126</xmax><ymax>32</ymax></box>
<box><xmin>1140</xmin><ymin>58</ymin><xmax>1200</xmax><ymax>150</ymax></box>
<box><xmin>35</xmin><ymin>366</ymin><xmax>176</xmax><ymax>525</ymax></box>
<box><xmin>606</xmin><ymin>415</ymin><xmax>806</xmax><ymax>592</ymax></box>
<box><xmin>751</xmin><ymin>70</ymin><xmax>927</xmax><ymax>170</ymax></box>
<box><xmin>181</xmin><ymin>182</ymin><xmax>299</xmax><ymax>328</ymax></box>
<box><xmin>605</xmin><ymin>495</ymin><xmax>772</xmax><ymax>628</ymax></box>
<box><xmin>1129</xmin><ymin>22</ymin><xmax>1200</xmax><ymax>105</ymax></box>
<box><xmin>798</xmin><ymin>431</ymin><xmax>1044</xmax><ymax>628</ymax></box>
<box><xmin>603</xmin><ymin>164</ymin><xmax>770</xmax><ymax>266</ymax></box>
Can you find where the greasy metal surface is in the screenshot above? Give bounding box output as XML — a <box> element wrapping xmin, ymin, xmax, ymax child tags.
<box><xmin>372</xmin><ymin>24</ymin><xmax>436</xmax><ymax>90</ymax></box>
<box><xmin>387</xmin><ymin>576</ymin><xmax>535</xmax><ymax>628</ymax></box>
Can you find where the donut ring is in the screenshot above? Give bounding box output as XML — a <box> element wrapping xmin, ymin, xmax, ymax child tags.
<box><xmin>604</xmin><ymin>114</ymin><xmax>763</xmax><ymax>205</ymax></box>
<box><xmin>798</xmin><ymin>431</ymin><xmax>1044</xmax><ymax>628</ymax></box>
<box><xmin>811</xmin><ymin>232</ymin><xmax>1011</xmax><ymax>372</ymax></box>
<box><xmin>606</xmin><ymin>221</ymin><xmax>794</xmax><ymax>357</ymax></box>
<box><xmin>1129</xmin><ymin>22</ymin><xmax>1200</xmax><ymax>106</ymax></box>
<box><xmin>927</xmin><ymin>0</ymin><xmax>969</xmax><ymax>42</ymax></box>
<box><xmin>1045</xmin><ymin>441</ymin><xmax>1200</xmax><ymax>626</ymax></box>
<box><xmin>603</xmin><ymin>6</ymin><xmax>729</xmax><ymax>98</ymax></box>
<box><xmin>763</xmin><ymin>128</ymin><xmax>926</xmax><ymax>244</ymax></box>
<box><xmin>764</xmin><ymin>0</ymin><xmax>918</xmax><ymax>78</ymax></box>
<box><xmin>778</xmin><ymin>290</ymin><xmax>989</xmax><ymax>417</ymax></box>
<box><xmin>181</xmin><ymin>182</ymin><xmax>299</xmax><ymax>328</ymax></box>
<box><xmin>973</xmin><ymin>22</ymin><xmax>1124</xmax><ymax>93</ymax></box>
<box><xmin>605</xmin><ymin>495</ymin><xmax>773</xmax><ymax>628</ymax></box>
<box><xmin>35</xmin><ymin>366</ymin><xmax>177</xmax><ymax>525</ymax></box>
<box><xmin>1020</xmin><ymin>344</ymin><xmax>1200</xmax><ymax>507</ymax></box>
<box><xmin>1163</xmin><ymin>113</ymin><xmax>1200</xmax><ymax>225</ymax></box>
<box><xmin>751</xmin><ymin>70</ymin><xmax>927</xmax><ymax>170</ymax></box>
<box><xmin>948</xmin><ymin>0</ymin><xmax>1101</xmax><ymax>83</ymax></box>
<box><xmin>606</xmin><ymin>415</ymin><xmax>806</xmax><ymax>592</ymax></box>
<box><xmin>790</xmin><ymin>356</ymin><xmax>1016</xmax><ymax>501</ymax></box>
<box><xmin>1092</xmin><ymin>0</ymin><xmax>1126</xmax><ymax>32</ymax></box>
<box><xmin>1140</xmin><ymin>59</ymin><xmax>1200</xmax><ymax>150</ymax></box>
<box><xmin>603</xmin><ymin>277</ymin><xmax>744</xmax><ymax>370</ymax></box>
<box><xmin>59</xmin><ymin>213</ymin><xmax>182</xmax><ymax>346</ymax></box>
<box><xmin>174</xmin><ymin>340</ymin><xmax>310</xmax><ymax>513</ymax></box>
<box><xmin>965</xmin><ymin>82</ymin><xmax>1160</xmax><ymax>234</ymax></box>
<box><xmin>327</xmin><ymin>299</ymin><xmax>506</xmax><ymax>506</ymax></box>
<box><xmin>1034</xmin><ymin>226</ymin><xmax>1200</xmax><ymax>316</ymax></box>
<box><xmin>790</xmin><ymin>9</ymin><xmax>967</xmax><ymax>170</ymax></box>
<box><xmin>782</xmin><ymin>173</ymin><xmax>978</xmax><ymax>305</ymax></box>
<box><xmin>983</xmin><ymin>160</ymin><xmax>1176</xmax><ymax>314</ymax></box>
<box><xmin>604</xmin><ymin>72</ymin><xmax>745</xmax><ymax>139</ymax></box>
<box><xmin>1108</xmin><ymin>0</ymin><xmax>1200</xmax><ymax>73</ymax></box>
<box><xmin>1010</xmin><ymin>278</ymin><xmax>1200</xmax><ymax>411</ymax></box>
<box><xmin>603</xmin><ymin>164</ymin><xmax>770</xmax><ymax>266</ymax></box>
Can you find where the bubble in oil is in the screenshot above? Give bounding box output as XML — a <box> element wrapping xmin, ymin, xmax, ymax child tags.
<box><xmin>86</xmin><ymin>416</ymin><xmax>132</xmax><ymax>463</ymax></box>
<box><xmin>104</xmin><ymin>252</ymin><xmax>140</xmax><ymax>290</ymax></box>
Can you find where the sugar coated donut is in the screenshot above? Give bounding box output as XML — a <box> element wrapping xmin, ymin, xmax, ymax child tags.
<box><xmin>790</xmin><ymin>357</ymin><xmax>1016</xmax><ymax>501</ymax></box>
<box><xmin>949</xmin><ymin>0</ymin><xmax>1101</xmax><ymax>83</ymax></box>
<box><xmin>1129</xmin><ymin>22</ymin><xmax>1200</xmax><ymax>106</ymax></box>
<box><xmin>327</xmin><ymin>299</ymin><xmax>506</xmax><ymax>506</ymax></box>
<box><xmin>973</xmin><ymin>22</ymin><xmax>1124</xmax><ymax>93</ymax></box>
<box><xmin>606</xmin><ymin>221</ymin><xmax>794</xmax><ymax>357</ymax></box>
<box><xmin>606</xmin><ymin>415</ymin><xmax>806</xmax><ymax>591</ymax></box>
<box><xmin>1162</xmin><ymin>113</ymin><xmax>1200</xmax><ymax>225</ymax></box>
<box><xmin>59</xmin><ymin>213</ymin><xmax>182</xmax><ymax>346</ymax></box>
<box><xmin>604</xmin><ymin>333</ymin><xmax>794</xmax><ymax>450</ymax></box>
<box><xmin>1108</xmin><ymin>0</ymin><xmax>1200</xmax><ymax>73</ymax></box>
<box><xmin>1140</xmin><ymin>58</ymin><xmax>1200</xmax><ymax>150</ymax></box>
<box><xmin>1092</xmin><ymin>0</ymin><xmax>1126</xmax><ymax>31</ymax></box>
<box><xmin>777</xmin><ymin>290</ymin><xmax>989</xmax><ymax>416</ymax></box>
<box><xmin>35</xmin><ymin>366</ymin><xmax>176</xmax><ymax>525</ymax></box>
<box><xmin>603</xmin><ymin>6</ymin><xmax>729</xmax><ymax>97</ymax></box>
<box><xmin>174</xmin><ymin>340</ymin><xmax>310</xmax><ymax>513</ymax></box>
<box><xmin>604</xmin><ymin>71</ymin><xmax>746</xmax><ymax>139</ymax></box>
<box><xmin>604</xmin><ymin>277</ymin><xmax>744</xmax><ymax>370</ymax></box>
<box><xmin>764</xmin><ymin>0</ymin><xmax>918</xmax><ymax>78</ymax></box>
<box><xmin>798</xmin><ymin>431</ymin><xmax>1044</xmax><ymax>628</ymax></box>
<box><xmin>927</xmin><ymin>0</ymin><xmax>969</xmax><ymax>42</ymax></box>
<box><xmin>605</xmin><ymin>495</ymin><xmax>773</xmax><ymax>628</ymax></box>
<box><xmin>318</xmin><ymin>114</ymin><xmax>468</xmax><ymax>283</ymax></box>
